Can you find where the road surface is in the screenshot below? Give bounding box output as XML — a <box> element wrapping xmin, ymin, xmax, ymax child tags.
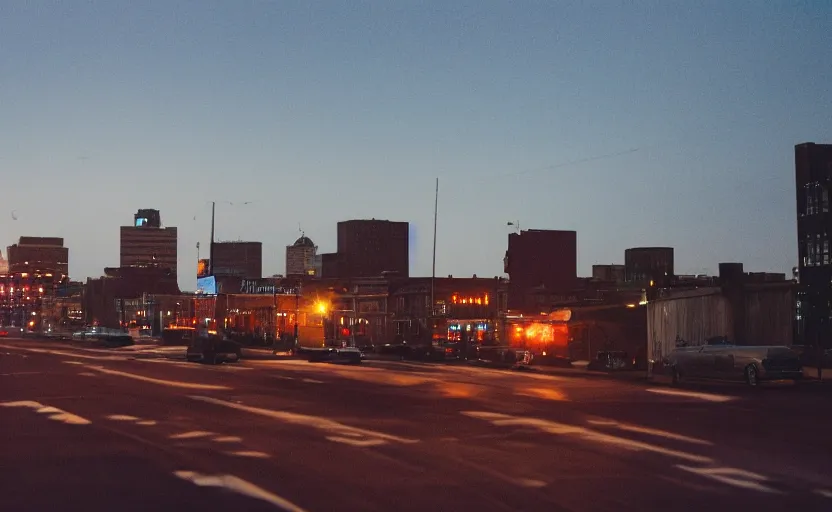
<box><xmin>1</xmin><ymin>338</ymin><xmax>831</xmax><ymax>511</ymax></box>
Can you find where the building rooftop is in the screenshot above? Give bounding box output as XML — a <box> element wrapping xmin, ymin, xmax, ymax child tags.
<box><xmin>293</xmin><ymin>236</ymin><xmax>315</xmax><ymax>248</ymax></box>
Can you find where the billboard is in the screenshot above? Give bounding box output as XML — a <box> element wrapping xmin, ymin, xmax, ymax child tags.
<box><xmin>196</xmin><ymin>276</ymin><xmax>217</xmax><ymax>295</ymax></box>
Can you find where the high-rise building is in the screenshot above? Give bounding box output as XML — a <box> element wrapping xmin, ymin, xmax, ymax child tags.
<box><xmin>504</xmin><ymin>229</ymin><xmax>577</xmax><ymax>311</ymax></box>
<box><xmin>212</xmin><ymin>241</ymin><xmax>262</xmax><ymax>278</ymax></box>
<box><xmin>286</xmin><ymin>236</ymin><xmax>318</xmax><ymax>277</ymax></box>
<box><xmin>7</xmin><ymin>237</ymin><xmax>69</xmax><ymax>276</ymax></box>
<box><xmin>120</xmin><ymin>209</ymin><xmax>178</xmax><ymax>275</ymax></box>
<box><xmin>795</xmin><ymin>142</ymin><xmax>832</xmax><ymax>348</ymax></box>
<box><xmin>0</xmin><ymin>249</ymin><xmax>8</xmax><ymax>274</ymax></box>
<box><xmin>624</xmin><ymin>247</ymin><xmax>674</xmax><ymax>286</ymax></box>
<box><xmin>592</xmin><ymin>264</ymin><xmax>625</xmax><ymax>283</ymax></box>
<box><xmin>321</xmin><ymin>219</ymin><xmax>409</xmax><ymax>278</ymax></box>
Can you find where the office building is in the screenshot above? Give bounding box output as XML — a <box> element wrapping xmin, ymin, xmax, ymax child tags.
<box><xmin>504</xmin><ymin>229</ymin><xmax>577</xmax><ymax>311</ymax></box>
<box><xmin>286</xmin><ymin>236</ymin><xmax>318</xmax><ymax>277</ymax></box>
<box><xmin>592</xmin><ymin>264</ymin><xmax>625</xmax><ymax>283</ymax></box>
<box><xmin>7</xmin><ymin>237</ymin><xmax>69</xmax><ymax>275</ymax></box>
<box><xmin>212</xmin><ymin>241</ymin><xmax>262</xmax><ymax>278</ymax></box>
<box><xmin>120</xmin><ymin>209</ymin><xmax>178</xmax><ymax>275</ymax></box>
<box><xmin>321</xmin><ymin>219</ymin><xmax>409</xmax><ymax>278</ymax></box>
<box><xmin>795</xmin><ymin>142</ymin><xmax>832</xmax><ymax>348</ymax></box>
<box><xmin>624</xmin><ymin>247</ymin><xmax>674</xmax><ymax>287</ymax></box>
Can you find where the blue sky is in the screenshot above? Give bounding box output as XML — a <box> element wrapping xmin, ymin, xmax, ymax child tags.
<box><xmin>1</xmin><ymin>1</ymin><xmax>829</xmax><ymax>289</ymax></box>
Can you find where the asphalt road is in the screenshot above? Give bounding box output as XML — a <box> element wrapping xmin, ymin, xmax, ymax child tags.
<box><xmin>2</xmin><ymin>338</ymin><xmax>831</xmax><ymax>512</ymax></box>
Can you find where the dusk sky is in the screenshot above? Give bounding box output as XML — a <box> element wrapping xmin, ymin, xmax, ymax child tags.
<box><xmin>1</xmin><ymin>1</ymin><xmax>830</xmax><ymax>290</ymax></box>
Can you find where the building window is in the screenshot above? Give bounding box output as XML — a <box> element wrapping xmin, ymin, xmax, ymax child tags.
<box><xmin>824</xmin><ymin>236</ymin><xmax>830</xmax><ymax>266</ymax></box>
<box><xmin>823</xmin><ymin>187</ymin><xmax>830</xmax><ymax>213</ymax></box>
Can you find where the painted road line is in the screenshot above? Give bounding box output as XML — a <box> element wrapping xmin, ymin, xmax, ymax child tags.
<box><xmin>0</xmin><ymin>344</ymin><xmax>123</xmax><ymax>361</ymax></box>
<box><xmin>213</xmin><ymin>436</ymin><xmax>243</xmax><ymax>443</ymax></box>
<box><xmin>190</xmin><ymin>395</ymin><xmax>419</xmax><ymax>447</ymax></box>
<box><xmin>170</xmin><ymin>431</ymin><xmax>216</xmax><ymax>440</ymax></box>
<box><xmin>587</xmin><ymin>419</ymin><xmax>713</xmax><ymax>446</ymax></box>
<box><xmin>106</xmin><ymin>414</ymin><xmax>140</xmax><ymax>421</ymax></box>
<box><xmin>226</xmin><ymin>451</ymin><xmax>271</xmax><ymax>459</ymax></box>
<box><xmin>1</xmin><ymin>400</ymin><xmax>91</xmax><ymax>425</ymax></box>
<box><xmin>814</xmin><ymin>489</ymin><xmax>832</xmax><ymax>499</ymax></box>
<box><xmin>462</xmin><ymin>411</ymin><xmax>712</xmax><ymax>464</ymax></box>
<box><xmin>174</xmin><ymin>471</ymin><xmax>308</xmax><ymax>512</ymax></box>
<box><xmin>675</xmin><ymin>465</ymin><xmax>781</xmax><ymax>494</ymax></box>
<box><xmin>645</xmin><ymin>388</ymin><xmax>737</xmax><ymax>403</ymax></box>
<box><xmin>85</xmin><ymin>366</ymin><xmax>231</xmax><ymax>390</ymax></box>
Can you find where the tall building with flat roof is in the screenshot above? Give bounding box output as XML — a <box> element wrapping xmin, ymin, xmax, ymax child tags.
<box><xmin>212</xmin><ymin>241</ymin><xmax>262</xmax><ymax>278</ymax></box>
<box><xmin>624</xmin><ymin>247</ymin><xmax>674</xmax><ymax>286</ymax></box>
<box><xmin>7</xmin><ymin>236</ymin><xmax>69</xmax><ymax>275</ymax></box>
<box><xmin>321</xmin><ymin>219</ymin><xmax>409</xmax><ymax>278</ymax></box>
<box><xmin>504</xmin><ymin>229</ymin><xmax>577</xmax><ymax>311</ymax></box>
<box><xmin>120</xmin><ymin>209</ymin><xmax>177</xmax><ymax>275</ymax></box>
<box><xmin>795</xmin><ymin>142</ymin><xmax>832</xmax><ymax>348</ymax></box>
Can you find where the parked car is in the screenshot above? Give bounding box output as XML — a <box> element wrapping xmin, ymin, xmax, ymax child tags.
<box><xmin>663</xmin><ymin>343</ymin><xmax>802</xmax><ymax>386</ymax></box>
<box><xmin>186</xmin><ymin>335</ymin><xmax>242</xmax><ymax>364</ymax></box>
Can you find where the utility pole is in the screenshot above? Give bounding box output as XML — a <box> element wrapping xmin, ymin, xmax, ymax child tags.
<box><xmin>431</xmin><ymin>178</ymin><xmax>439</xmax><ymax>339</ymax></box>
<box><xmin>209</xmin><ymin>201</ymin><xmax>216</xmax><ymax>275</ymax></box>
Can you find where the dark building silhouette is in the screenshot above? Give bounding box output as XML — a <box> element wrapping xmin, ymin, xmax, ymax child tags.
<box><xmin>592</xmin><ymin>264</ymin><xmax>625</xmax><ymax>283</ymax></box>
<box><xmin>795</xmin><ymin>142</ymin><xmax>832</xmax><ymax>348</ymax></box>
<box><xmin>504</xmin><ymin>229</ymin><xmax>577</xmax><ymax>311</ymax></box>
<box><xmin>7</xmin><ymin>236</ymin><xmax>69</xmax><ymax>276</ymax></box>
<box><xmin>321</xmin><ymin>219</ymin><xmax>409</xmax><ymax>278</ymax></box>
<box><xmin>120</xmin><ymin>209</ymin><xmax>178</xmax><ymax>275</ymax></box>
<box><xmin>212</xmin><ymin>241</ymin><xmax>262</xmax><ymax>279</ymax></box>
<box><xmin>625</xmin><ymin>247</ymin><xmax>674</xmax><ymax>287</ymax></box>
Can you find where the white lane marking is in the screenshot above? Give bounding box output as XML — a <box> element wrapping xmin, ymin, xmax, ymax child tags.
<box><xmin>174</xmin><ymin>471</ymin><xmax>309</xmax><ymax>512</ymax></box>
<box><xmin>213</xmin><ymin>436</ymin><xmax>243</xmax><ymax>443</ymax></box>
<box><xmin>170</xmin><ymin>431</ymin><xmax>215</xmax><ymax>440</ymax></box>
<box><xmin>0</xmin><ymin>345</ymin><xmax>123</xmax><ymax>361</ymax></box>
<box><xmin>190</xmin><ymin>395</ymin><xmax>418</xmax><ymax>447</ymax></box>
<box><xmin>814</xmin><ymin>489</ymin><xmax>832</xmax><ymax>499</ymax></box>
<box><xmin>301</xmin><ymin>378</ymin><xmax>324</xmax><ymax>384</ymax></box>
<box><xmin>77</xmin><ymin>372</ymin><xmax>98</xmax><ymax>377</ymax></box>
<box><xmin>587</xmin><ymin>419</ymin><xmax>713</xmax><ymax>446</ymax></box>
<box><xmin>646</xmin><ymin>388</ymin><xmax>736</xmax><ymax>403</ymax></box>
<box><xmin>515</xmin><ymin>478</ymin><xmax>547</xmax><ymax>488</ymax></box>
<box><xmin>325</xmin><ymin>436</ymin><xmax>386</xmax><ymax>447</ymax></box>
<box><xmin>136</xmin><ymin>420</ymin><xmax>157</xmax><ymax>426</ymax></box>
<box><xmin>1</xmin><ymin>400</ymin><xmax>91</xmax><ymax>425</ymax></box>
<box><xmin>139</xmin><ymin>359</ymin><xmax>253</xmax><ymax>371</ymax></box>
<box><xmin>1</xmin><ymin>372</ymin><xmax>44</xmax><ymax>376</ymax></box>
<box><xmin>462</xmin><ymin>411</ymin><xmax>712</xmax><ymax>464</ymax></box>
<box><xmin>107</xmin><ymin>414</ymin><xmax>140</xmax><ymax>421</ymax></box>
<box><xmin>63</xmin><ymin>361</ymin><xmax>84</xmax><ymax>365</ymax></box>
<box><xmin>675</xmin><ymin>465</ymin><xmax>781</xmax><ymax>494</ymax></box>
<box><xmin>226</xmin><ymin>451</ymin><xmax>271</xmax><ymax>458</ymax></box>
<box><xmin>85</xmin><ymin>366</ymin><xmax>231</xmax><ymax>390</ymax></box>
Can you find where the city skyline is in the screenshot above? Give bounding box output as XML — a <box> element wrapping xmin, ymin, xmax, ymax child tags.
<box><xmin>2</xmin><ymin>2</ymin><xmax>830</xmax><ymax>288</ymax></box>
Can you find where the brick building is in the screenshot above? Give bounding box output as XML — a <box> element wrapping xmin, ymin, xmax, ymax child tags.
<box><xmin>320</xmin><ymin>219</ymin><xmax>409</xmax><ymax>278</ymax></box>
<box><xmin>504</xmin><ymin>229</ymin><xmax>577</xmax><ymax>312</ymax></box>
<box><xmin>120</xmin><ymin>209</ymin><xmax>178</xmax><ymax>275</ymax></box>
<box><xmin>212</xmin><ymin>241</ymin><xmax>262</xmax><ymax>278</ymax></box>
<box><xmin>7</xmin><ymin>236</ymin><xmax>69</xmax><ymax>276</ymax></box>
